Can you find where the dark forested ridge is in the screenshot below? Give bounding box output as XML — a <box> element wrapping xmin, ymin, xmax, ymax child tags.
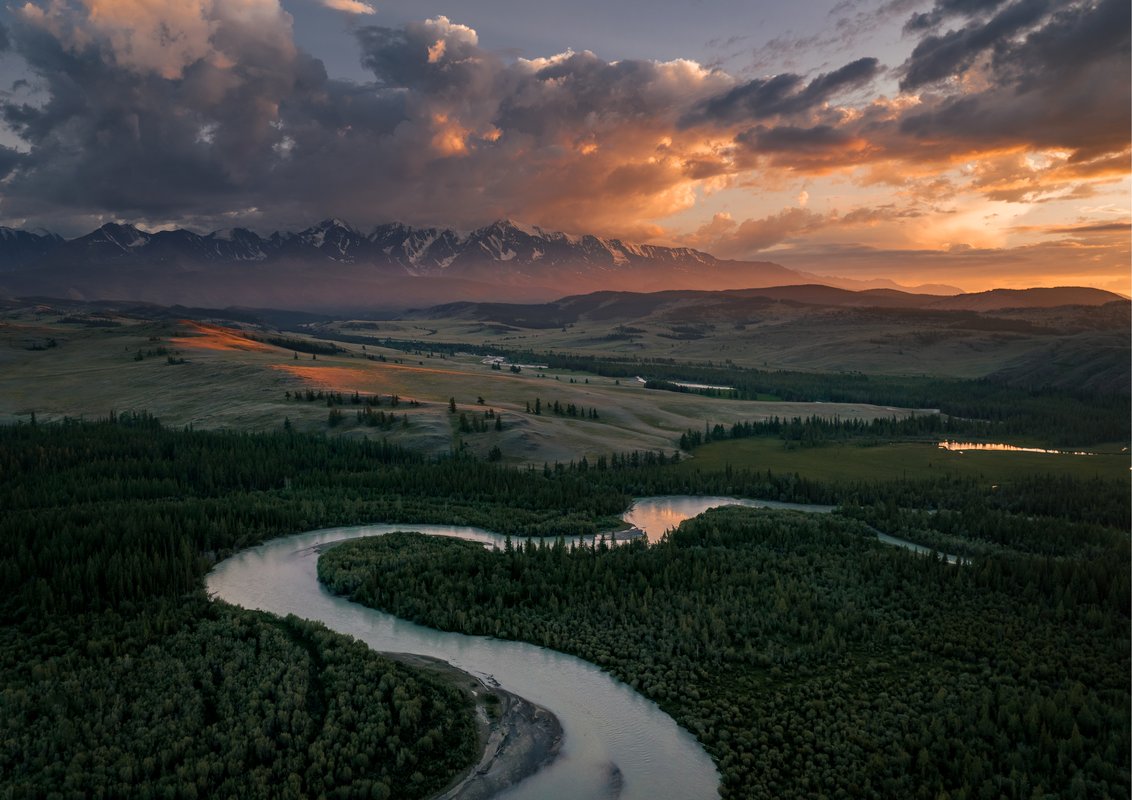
<box><xmin>320</xmin><ymin>511</ymin><xmax>1130</xmax><ymax>800</ymax></box>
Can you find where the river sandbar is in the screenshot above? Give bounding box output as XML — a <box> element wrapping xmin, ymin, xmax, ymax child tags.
<box><xmin>384</xmin><ymin>652</ymin><xmax>563</xmax><ymax>800</ymax></box>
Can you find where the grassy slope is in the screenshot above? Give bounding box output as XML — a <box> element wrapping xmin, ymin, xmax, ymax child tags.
<box><xmin>332</xmin><ymin>302</ymin><xmax>1130</xmax><ymax>382</ymax></box>
<box><xmin>0</xmin><ymin>314</ymin><xmax>932</xmax><ymax>465</ymax></box>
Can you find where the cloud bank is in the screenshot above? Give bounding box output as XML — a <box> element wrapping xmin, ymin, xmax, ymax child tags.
<box><xmin>0</xmin><ymin>0</ymin><xmax>1126</xmax><ymax>289</ymax></box>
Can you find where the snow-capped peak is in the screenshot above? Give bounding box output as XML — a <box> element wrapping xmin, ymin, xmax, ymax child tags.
<box><xmin>97</xmin><ymin>222</ymin><xmax>150</xmax><ymax>250</ymax></box>
<box><xmin>314</xmin><ymin>217</ymin><xmax>355</xmax><ymax>232</ymax></box>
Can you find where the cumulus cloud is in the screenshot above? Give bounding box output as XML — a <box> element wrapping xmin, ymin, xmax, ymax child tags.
<box><xmin>0</xmin><ymin>0</ymin><xmax>306</xmax><ymax>225</ymax></box>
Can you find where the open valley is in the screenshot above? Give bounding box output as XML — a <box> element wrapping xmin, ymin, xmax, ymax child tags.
<box><xmin>1</xmin><ymin>2</ymin><xmax>1129</xmax><ymax>798</ymax></box>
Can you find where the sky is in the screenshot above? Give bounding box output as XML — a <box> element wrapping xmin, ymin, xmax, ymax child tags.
<box><xmin>0</xmin><ymin>0</ymin><xmax>1127</xmax><ymax>293</ymax></box>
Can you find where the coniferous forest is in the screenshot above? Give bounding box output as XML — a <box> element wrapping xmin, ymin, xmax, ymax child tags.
<box><xmin>320</xmin><ymin>509</ymin><xmax>1130</xmax><ymax>800</ymax></box>
<box><xmin>2</xmin><ymin>413</ymin><xmax>1128</xmax><ymax>798</ymax></box>
<box><xmin>0</xmin><ymin>415</ymin><xmax>497</xmax><ymax>798</ymax></box>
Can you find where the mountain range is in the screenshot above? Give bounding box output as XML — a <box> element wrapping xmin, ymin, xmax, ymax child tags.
<box><xmin>0</xmin><ymin>218</ymin><xmax>963</xmax><ymax>311</ymax></box>
<box><xmin>0</xmin><ymin>218</ymin><xmax>1122</xmax><ymax>313</ymax></box>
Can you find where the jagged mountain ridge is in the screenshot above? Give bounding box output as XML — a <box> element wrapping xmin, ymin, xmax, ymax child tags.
<box><xmin>1</xmin><ymin>219</ymin><xmax>1120</xmax><ymax>313</ymax></box>
<box><xmin>1</xmin><ymin>218</ymin><xmax>746</xmax><ymax>277</ymax></box>
<box><xmin>0</xmin><ymin>227</ymin><xmax>65</xmax><ymax>269</ymax></box>
<box><xmin>0</xmin><ymin>218</ymin><xmax>812</xmax><ymax>310</ymax></box>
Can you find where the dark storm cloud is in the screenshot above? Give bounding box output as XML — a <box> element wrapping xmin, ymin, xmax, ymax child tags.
<box><xmin>897</xmin><ymin>0</ymin><xmax>1130</xmax><ymax>159</ymax></box>
<box><xmin>736</xmin><ymin>124</ymin><xmax>855</xmax><ymax>153</ymax></box>
<box><xmin>356</xmin><ymin>20</ymin><xmax>483</xmax><ymax>92</ymax></box>
<box><xmin>683</xmin><ymin>57</ymin><xmax>879</xmax><ymax>126</ymax></box>
<box><xmin>900</xmin><ymin>0</ymin><xmax>1052</xmax><ymax>90</ymax></box>
<box><xmin>0</xmin><ymin>144</ymin><xmax>21</xmax><ymax>181</ymax></box>
<box><xmin>732</xmin><ymin>0</ymin><xmax>1128</xmax><ymax>175</ymax></box>
<box><xmin>903</xmin><ymin>0</ymin><xmax>1012</xmax><ymax>33</ymax></box>
<box><xmin>805</xmin><ymin>57</ymin><xmax>882</xmax><ymax>101</ymax></box>
<box><xmin>0</xmin><ymin>5</ymin><xmax>742</xmax><ymax>234</ymax></box>
<box><xmin>353</xmin><ymin>26</ymin><xmax>714</xmax><ymax>140</ymax></box>
<box><xmin>992</xmin><ymin>0</ymin><xmax>1131</xmax><ymax>91</ymax></box>
<box><xmin>0</xmin><ymin>3</ymin><xmax>432</xmax><ymax>230</ymax></box>
<box><xmin>0</xmin><ymin>3</ymin><xmax>313</xmax><ymax>222</ymax></box>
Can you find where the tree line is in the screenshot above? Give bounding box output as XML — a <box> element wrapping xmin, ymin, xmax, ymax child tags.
<box><xmin>679</xmin><ymin>412</ymin><xmax>979</xmax><ymax>450</ymax></box>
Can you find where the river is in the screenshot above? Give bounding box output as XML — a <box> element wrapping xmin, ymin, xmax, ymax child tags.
<box><xmin>206</xmin><ymin>495</ymin><xmax>957</xmax><ymax>800</ymax></box>
<box><xmin>206</xmin><ymin>516</ymin><xmax>720</xmax><ymax>800</ymax></box>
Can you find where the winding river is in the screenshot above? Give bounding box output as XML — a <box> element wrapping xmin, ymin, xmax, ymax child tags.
<box><xmin>206</xmin><ymin>495</ymin><xmax>953</xmax><ymax>799</ymax></box>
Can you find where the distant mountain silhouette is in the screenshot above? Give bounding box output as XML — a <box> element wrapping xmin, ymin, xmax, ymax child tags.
<box><xmin>0</xmin><ymin>219</ymin><xmax>1122</xmax><ymax>312</ymax></box>
<box><xmin>418</xmin><ymin>284</ymin><xmax>1129</xmax><ymax>327</ymax></box>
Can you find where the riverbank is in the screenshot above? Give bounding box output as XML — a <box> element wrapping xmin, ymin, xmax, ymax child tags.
<box><xmin>385</xmin><ymin>652</ymin><xmax>563</xmax><ymax>800</ymax></box>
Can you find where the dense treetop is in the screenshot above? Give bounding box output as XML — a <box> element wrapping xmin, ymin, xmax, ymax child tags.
<box><xmin>321</xmin><ymin>508</ymin><xmax>1130</xmax><ymax>800</ymax></box>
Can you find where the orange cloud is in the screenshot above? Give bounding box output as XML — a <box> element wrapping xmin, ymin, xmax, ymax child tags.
<box><xmin>430</xmin><ymin>113</ymin><xmax>469</xmax><ymax>156</ymax></box>
<box><xmin>319</xmin><ymin>0</ymin><xmax>374</xmax><ymax>15</ymax></box>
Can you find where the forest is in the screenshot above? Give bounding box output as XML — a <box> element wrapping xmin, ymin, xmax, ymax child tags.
<box><xmin>3</xmin><ymin>602</ymin><xmax>477</xmax><ymax>799</ymax></box>
<box><xmin>2</xmin><ymin>408</ymin><xmax>1128</xmax><ymax>797</ymax></box>
<box><xmin>1</xmin><ymin>415</ymin><xmax>589</xmax><ymax>797</ymax></box>
<box><xmin>319</xmin><ymin>508</ymin><xmax>1130</xmax><ymax>800</ymax></box>
<box><xmin>679</xmin><ymin>412</ymin><xmax>976</xmax><ymax>450</ymax></box>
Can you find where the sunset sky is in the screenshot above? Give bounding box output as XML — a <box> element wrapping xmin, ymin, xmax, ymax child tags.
<box><xmin>0</xmin><ymin>0</ymin><xmax>1127</xmax><ymax>293</ymax></box>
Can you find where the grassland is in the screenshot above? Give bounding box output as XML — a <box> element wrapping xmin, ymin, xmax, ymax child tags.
<box><xmin>0</xmin><ymin>311</ymin><xmax>935</xmax><ymax>465</ymax></box>
<box><xmin>330</xmin><ymin>316</ymin><xmax>1025</xmax><ymax>378</ymax></box>
<box><xmin>2</xmin><ymin>299</ymin><xmax>1127</xmax><ymax>479</ymax></box>
<box><xmin>680</xmin><ymin>437</ymin><xmax>1130</xmax><ymax>483</ymax></box>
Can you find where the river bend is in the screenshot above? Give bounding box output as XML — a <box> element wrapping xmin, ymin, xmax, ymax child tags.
<box><xmin>207</xmin><ymin>516</ymin><xmax>720</xmax><ymax>800</ymax></box>
<box><xmin>206</xmin><ymin>494</ymin><xmax>953</xmax><ymax>799</ymax></box>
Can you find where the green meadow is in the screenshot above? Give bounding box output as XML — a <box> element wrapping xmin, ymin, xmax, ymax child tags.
<box><xmin>680</xmin><ymin>437</ymin><xmax>1130</xmax><ymax>483</ymax></box>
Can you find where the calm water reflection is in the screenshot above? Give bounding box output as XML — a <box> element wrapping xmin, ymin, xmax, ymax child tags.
<box><xmin>938</xmin><ymin>441</ymin><xmax>1098</xmax><ymax>455</ymax></box>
